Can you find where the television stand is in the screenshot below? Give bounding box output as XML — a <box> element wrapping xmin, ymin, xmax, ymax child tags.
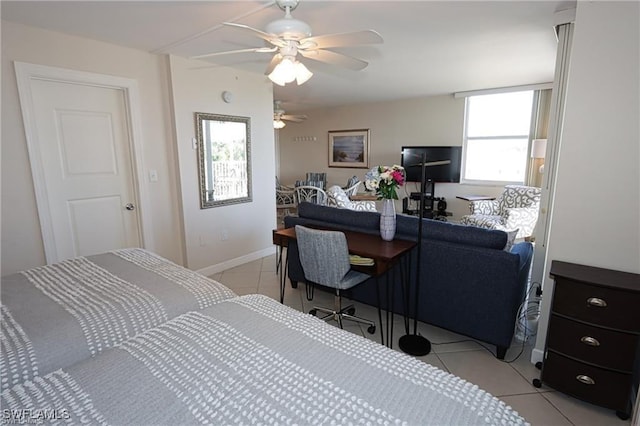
<box><xmin>403</xmin><ymin>181</ymin><xmax>451</xmax><ymax>221</ymax></box>
<box><xmin>403</xmin><ymin>206</ymin><xmax>451</xmax><ymax>221</ymax></box>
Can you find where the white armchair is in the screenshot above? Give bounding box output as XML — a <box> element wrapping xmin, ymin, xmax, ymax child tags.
<box><xmin>276</xmin><ymin>178</ymin><xmax>296</xmax><ymax>224</ymax></box>
<box><xmin>342</xmin><ymin>176</ymin><xmax>362</xmax><ymax>197</ymax></box>
<box><xmin>460</xmin><ymin>185</ymin><xmax>541</xmax><ymax>239</ymax></box>
<box><xmin>327</xmin><ymin>185</ymin><xmax>377</xmax><ymax>212</ymax></box>
<box><xmin>294</xmin><ymin>185</ymin><xmax>328</xmax><ymax>206</ymax></box>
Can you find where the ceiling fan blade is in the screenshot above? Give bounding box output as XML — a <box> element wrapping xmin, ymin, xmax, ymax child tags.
<box><xmin>300</xmin><ymin>30</ymin><xmax>383</xmax><ymax>50</ymax></box>
<box><xmin>190</xmin><ymin>46</ymin><xmax>276</xmax><ymax>60</ymax></box>
<box><xmin>299</xmin><ymin>49</ymin><xmax>368</xmax><ymax>71</ymax></box>
<box><xmin>223</xmin><ymin>22</ymin><xmax>286</xmax><ymax>47</ymax></box>
<box><xmin>282</xmin><ymin>114</ymin><xmax>308</xmax><ymax>123</ymax></box>
<box><xmin>264</xmin><ymin>53</ymin><xmax>283</xmax><ymax>75</ymax></box>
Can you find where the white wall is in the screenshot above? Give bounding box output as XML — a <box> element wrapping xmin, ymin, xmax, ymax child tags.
<box><xmin>1</xmin><ymin>21</ymin><xmax>277</xmax><ymax>276</ymax></box>
<box><xmin>1</xmin><ymin>21</ymin><xmax>183</xmax><ymax>274</ymax></box>
<box><xmin>278</xmin><ymin>95</ymin><xmax>505</xmax><ymax>220</ymax></box>
<box><xmin>168</xmin><ymin>56</ymin><xmax>276</xmax><ymax>272</ymax></box>
<box><xmin>533</xmin><ymin>1</ymin><xmax>640</xmax><ymax>359</ymax></box>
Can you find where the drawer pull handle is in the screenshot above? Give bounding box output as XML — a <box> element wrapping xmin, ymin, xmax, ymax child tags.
<box><xmin>580</xmin><ymin>336</ymin><xmax>600</xmax><ymax>346</ymax></box>
<box><xmin>587</xmin><ymin>297</ymin><xmax>607</xmax><ymax>308</ymax></box>
<box><xmin>576</xmin><ymin>375</ymin><xmax>595</xmax><ymax>385</ymax></box>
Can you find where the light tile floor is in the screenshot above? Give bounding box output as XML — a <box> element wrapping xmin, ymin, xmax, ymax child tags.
<box><xmin>211</xmin><ymin>254</ymin><xmax>632</xmax><ymax>426</ymax></box>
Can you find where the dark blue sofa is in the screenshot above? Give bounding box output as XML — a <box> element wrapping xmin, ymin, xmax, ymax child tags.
<box><xmin>284</xmin><ymin>202</ymin><xmax>534</xmax><ymax>359</ymax></box>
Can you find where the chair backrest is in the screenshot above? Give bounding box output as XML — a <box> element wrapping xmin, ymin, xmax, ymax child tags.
<box><xmin>276</xmin><ymin>187</ymin><xmax>296</xmax><ymax>207</ymax></box>
<box><xmin>342</xmin><ymin>178</ymin><xmax>361</xmax><ymax>197</ymax></box>
<box><xmin>498</xmin><ymin>185</ymin><xmax>542</xmax><ymax>212</ymax></box>
<box><xmin>305</xmin><ymin>172</ymin><xmax>327</xmax><ymax>189</ymax></box>
<box><xmin>295</xmin><ymin>179</ymin><xmax>323</xmax><ymax>189</ymax></box>
<box><xmin>295</xmin><ymin>185</ymin><xmax>327</xmax><ymax>206</ymax></box>
<box><xmin>295</xmin><ymin>225</ymin><xmax>351</xmax><ymax>287</ymax></box>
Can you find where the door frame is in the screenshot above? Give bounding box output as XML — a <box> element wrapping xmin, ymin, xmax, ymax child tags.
<box><xmin>14</xmin><ymin>61</ymin><xmax>154</xmax><ymax>264</ymax></box>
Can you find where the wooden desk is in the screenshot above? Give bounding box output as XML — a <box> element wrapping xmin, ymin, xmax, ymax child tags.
<box><xmin>273</xmin><ymin>227</ymin><xmax>414</xmax><ymax>277</ymax></box>
<box><xmin>349</xmin><ymin>193</ymin><xmax>378</xmax><ymax>201</ymax></box>
<box><xmin>273</xmin><ymin>227</ymin><xmax>416</xmax><ymax>347</ymax></box>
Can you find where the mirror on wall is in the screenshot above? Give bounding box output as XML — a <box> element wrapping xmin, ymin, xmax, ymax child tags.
<box><xmin>195</xmin><ymin>112</ymin><xmax>252</xmax><ymax>208</ymax></box>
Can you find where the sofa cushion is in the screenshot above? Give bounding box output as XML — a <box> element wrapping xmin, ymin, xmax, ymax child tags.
<box><xmin>297</xmin><ymin>202</ymin><xmax>380</xmax><ymax>231</ymax></box>
<box><xmin>297</xmin><ymin>202</ymin><xmax>507</xmax><ymax>250</ymax></box>
<box><xmin>395</xmin><ymin>214</ymin><xmax>507</xmax><ymax>250</ymax></box>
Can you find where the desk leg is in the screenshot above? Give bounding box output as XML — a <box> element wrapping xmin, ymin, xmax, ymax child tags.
<box><xmin>376</xmin><ymin>276</ymin><xmax>384</xmax><ymax>347</ymax></box>
<box><xmin>387</xmin><ymin>269</ymin><xmax>395</xmax><ymax>349</ymax></box>
<box><xmin>278</xmin><ymin>247</ymin><xmax>289</xmax><ymax>304</ymax></box>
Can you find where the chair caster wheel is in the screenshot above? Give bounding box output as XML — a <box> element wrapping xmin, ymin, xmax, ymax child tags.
<box><xmin>367</xmin><ymin>325</ymin><xmax>376</xmax><ymax>334</ymax></box>
<box><xmin>535</xmin><ymin>361</ymin><xmax>543</xmax><ymax>370</ymax></box>
<box><xmin>532</xmin><ymin>378</ymin><xmax>542</xmax><ymax>388</ymax></box>
<box><xmin>346</xmin><ymin>307</ymin><xmax>356</xmax><ymax>316</ymax></box>
<box><xmin>309</xmin><ymin>309</ymin><xmax>317</xmax><ymax>316</ymax></box>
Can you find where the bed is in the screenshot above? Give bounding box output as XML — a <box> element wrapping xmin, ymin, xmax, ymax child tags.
<box><xmin>1</xmin><ymin>249</ymin><xmax>528</xmax><ymax>425</ymax></box>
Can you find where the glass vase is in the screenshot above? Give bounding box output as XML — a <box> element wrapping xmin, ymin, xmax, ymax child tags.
<box><xmin>380</xmin><ymin>199</ymin><xmax>396</xmax><ymax>241</ymax></box>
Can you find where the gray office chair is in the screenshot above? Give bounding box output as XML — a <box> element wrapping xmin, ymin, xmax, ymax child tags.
<box><xmin>295</xmin><ymin>225</ymin><xmax>376</xmax><ymax>333</ymax></box>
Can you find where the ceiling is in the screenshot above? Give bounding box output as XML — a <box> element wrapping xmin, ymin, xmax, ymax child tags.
<box><xmin>2</xmin><ymin>1</ymin><xmax>570</xmax><ymax>114</ymax></box>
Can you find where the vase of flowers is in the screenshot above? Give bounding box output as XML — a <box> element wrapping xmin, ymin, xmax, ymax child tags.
<box><xmin>365</xmin><ymin>165</ymin><xmax>405</xmax><ymax>241</ymax></box>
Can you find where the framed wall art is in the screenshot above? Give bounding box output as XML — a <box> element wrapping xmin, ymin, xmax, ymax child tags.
<box><xmin>328</xmin><ymin>129</ymin><xmax>370</xmax><ymax>168</ymax></box>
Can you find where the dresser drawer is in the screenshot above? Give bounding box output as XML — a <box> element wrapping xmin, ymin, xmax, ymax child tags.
<box><xmin>552</xmin><ymin>277</ymin><xmax>640</xmax><ymax>332</ymax></box>
<box><xmin>547</xmin><ymin>314</ymin><xmax>639</xmax><ymax>370</ymax></box>
<box><xmin>542</xmin><ymin>351</ymin><xmax>633</xmax><ymax>412</ymax></box>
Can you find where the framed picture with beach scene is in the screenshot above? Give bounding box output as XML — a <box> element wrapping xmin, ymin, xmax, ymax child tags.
<box><xmin>328</xmin><ymin>129</ymin><xmax>370</xmax><ymax>168</ymax></box>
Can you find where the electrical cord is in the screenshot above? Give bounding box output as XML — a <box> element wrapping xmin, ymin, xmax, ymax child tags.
<box><xmin>515</xmin><ymin>281</ymin><xmax>542</xmax><ymax>344</ymax></box>
<box><xmin>426</xmin><ymin>336</ymin><xmax>527</xmax><ymax>363</ymax></box>
<box><xmin>424</xmin><ymin>281</ymin><xmax>542</xmax><ymax>364</ymax></box>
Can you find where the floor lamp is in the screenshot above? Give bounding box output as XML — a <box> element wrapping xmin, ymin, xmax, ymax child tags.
<box><xmin>399</xmin><ymin>155</ymin><xmax>451</xmax><ymax>356</ymax></box>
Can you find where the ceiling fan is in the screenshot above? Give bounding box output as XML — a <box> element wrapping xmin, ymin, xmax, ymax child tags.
<box><xmin>191</xmin><ymin>0</ymin><xmax>383</xmax><ymax>86</ymax></box>
<box><xmin>273</xmin><ymin>100</ymin><xmax>307</xmax><ymax>129</ymax></box>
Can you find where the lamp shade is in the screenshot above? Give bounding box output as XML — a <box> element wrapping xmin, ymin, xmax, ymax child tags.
<box><xmin>273</xmin><ymin>119</ymin><xmax>286</xmax><ymax>129</ymax></box>
<box><xmin>295</xmin><ymin>62</ymin><xmax>313</xmax><ymax>85</ymax></box>
<box><xmin>269</xmin><ymin>57</ymin><xmax>296</xmax><ymax>86</ymax></box>
<box><xmin>531</xmin><ymin>139</ymin><xmax>547</xmax><ymax>158</ymax></box>
<box><xmin>268</xmin><ymin>56</ymin><xmax>313</xmax><ymax>86</ymax></box>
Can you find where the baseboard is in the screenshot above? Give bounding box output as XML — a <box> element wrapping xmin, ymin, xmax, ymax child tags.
<box><xmin>196</xmin><ymin>246</ymin><xmax>276</xmax><ymax>277</ymax></box>
<box><xmin>530</xmin><ymin>347</ymin><xmax>544</xmax><ymax>364</ymax></box>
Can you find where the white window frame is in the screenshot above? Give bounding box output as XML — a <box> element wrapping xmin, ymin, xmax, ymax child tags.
<box><xmin>457</xmin><ymin>85</ymin><xmax>550</xmax><ymax>186</ymax></box>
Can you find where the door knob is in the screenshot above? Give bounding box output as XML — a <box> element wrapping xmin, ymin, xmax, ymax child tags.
<box><xmin>125</xmin><ymin>203</ymin><xmax>135</xmax><ymax>211</ymax></box>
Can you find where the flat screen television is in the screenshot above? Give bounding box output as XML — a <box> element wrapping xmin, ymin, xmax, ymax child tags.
<box><xmin>401</xmin><ymin>146</ymin><xmax>462</xmax><ymax>183</ymax></box>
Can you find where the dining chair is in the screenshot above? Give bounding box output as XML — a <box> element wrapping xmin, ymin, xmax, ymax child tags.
<box><xmin>294</xmin><ymin>185</ymin><xmax>328</xmax><ymax>206</ymax></box>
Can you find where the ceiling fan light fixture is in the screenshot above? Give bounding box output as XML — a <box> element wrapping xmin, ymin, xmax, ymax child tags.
<box><xmin>273</xmin><ymin>119</ymin><xmax>286</xmax><ymax>129</ymax></box>
<box><xmin>295</xmin><ymin>61</ymin><xmax>313</xmax><ymax>85</ymax></box>
<box><xmin>268</xmin><ymin>56</ymin><xmax>313</xmax><ymax>86</ymax></box>
<box><xmin>269</xmin><ymin>56</ymin><xmax>297</xmax><ymax>86</ymax></box>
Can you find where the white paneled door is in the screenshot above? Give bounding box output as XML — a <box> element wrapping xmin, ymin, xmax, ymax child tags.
<box><xmin>17</xmin><ymin>66</ymin><xmax>142</xmax><ymax>262</ymax></box>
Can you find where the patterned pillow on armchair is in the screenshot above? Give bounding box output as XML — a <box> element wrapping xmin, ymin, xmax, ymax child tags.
<box><xmin>327</xmin><ymin>185</ymin><xmax>376</xmax><ymax>212</ymax></box>
<box><xmin>460</xmin><ymin>185</ymin><xmax>541</xmax><ymax>239</ymax></box>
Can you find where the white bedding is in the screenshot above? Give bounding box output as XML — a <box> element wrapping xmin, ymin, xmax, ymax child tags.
<box><xmin>1</xmin><ymin>251</ymin><xmax>528</xmax><ymax>425</ymax></box>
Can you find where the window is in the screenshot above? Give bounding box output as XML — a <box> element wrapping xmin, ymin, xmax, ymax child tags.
<box><xmin>462</xmin><ymin>90</ymin><xmax>535</xmax><ymax>184</ymax></box>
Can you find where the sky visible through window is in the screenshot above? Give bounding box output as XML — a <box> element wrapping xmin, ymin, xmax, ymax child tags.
<box><xmin>464</xmin><ymin>91</ymin><xmax>534</xmax><ymax>183</ymax></box>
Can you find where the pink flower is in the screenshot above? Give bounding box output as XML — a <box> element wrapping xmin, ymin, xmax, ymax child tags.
<box><xmin>391</xmin><ymin>170</ymin><xmax>405</xmax><ymax>185</ymax></box>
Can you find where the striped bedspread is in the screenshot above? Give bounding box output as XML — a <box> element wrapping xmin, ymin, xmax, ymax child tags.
<box><xmin>1</xmin><ymin>295</ymin><xmax>528</xmax><ymax>425</ymax></box>
<box><xmin>0</xmin><ymin>249</ymin><xmax>236</xmax><ymax>390</ymax></box>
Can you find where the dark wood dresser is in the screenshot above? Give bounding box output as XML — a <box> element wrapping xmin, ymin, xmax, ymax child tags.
<box><xmin>533</xmin><ymin>260</ymin><xmax>640</xmax><ymax>420</ymax></box>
